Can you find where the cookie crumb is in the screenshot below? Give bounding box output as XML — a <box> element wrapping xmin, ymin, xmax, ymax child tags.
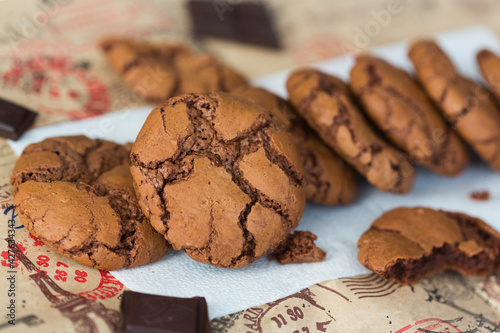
<box><xmin>470</xmin><ymin>190</ymin><xmax>490</xmax><ymax>201</ymax></box>
<box><xmin>270</xmin><ymin>231</ymin><xmax>326</xmax><ymax>264</ymax></box>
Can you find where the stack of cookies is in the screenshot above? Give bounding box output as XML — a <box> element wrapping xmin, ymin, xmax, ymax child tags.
<box><xmin>10</xmin><ymin>37</ymin><xmax>500</xmax><ymax>279</ymax></box>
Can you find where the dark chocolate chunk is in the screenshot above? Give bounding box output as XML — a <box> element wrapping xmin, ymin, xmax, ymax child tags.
<box><xmin>187</xmin><ymin>1</ymin><xmax>281</xmax><ymax>49</ymax></box>
<box><xmin>119</xmin><ymin>291</ymin><xmax>211</xmax><ymax>333</ymax></box>
<box><xmin>0</xmin><ymin>97</ymin><xmax>37</xmax><ymax>140</ymax></box>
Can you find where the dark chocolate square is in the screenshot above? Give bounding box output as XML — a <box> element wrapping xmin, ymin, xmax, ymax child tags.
<box><xmin>0</xmin><ymin>98</ymin><xmax>37</xmax><ymax>140</ymax></box>
<box><xmin>187</xmin><ymin>0</ymin><xmax>281</xmax><ymax>49</ymax></box>
<box><xmin>119</xmin><ymin>291</ymin><xmax>211</xmax><ymax>333</ymax></box>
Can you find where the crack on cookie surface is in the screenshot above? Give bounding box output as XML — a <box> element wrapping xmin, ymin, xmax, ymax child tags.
<box><xmin>302</xmin><ymin>149</ymin><xmax>331</xmax><ymax>202</ymax></box>
<box><xmin>351</xmin><ymin>57</ymin><xmax>469</xmax><ymax>175</ymax></box>
<box><xmin>410</xmin><ymin>40</ymin><xmax>500</xmax><ymax>170</ymax></box>
<box><xmin>132</xmin><ymin>92</ymin><xmax>304</xmax><ymax>267</ymax></box>
<box><xmin>288</xmin><ymin>69</ymin><xmax>414</xmax><ymax>193</ymax></box>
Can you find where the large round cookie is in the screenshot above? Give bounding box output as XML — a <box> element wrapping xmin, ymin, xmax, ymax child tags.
<box><xmin>287</xmin><ymin>68</ymin><xmax>415</xmax><ymax>193</ymax></box>
<box><xmin>10</xmin><ymin>136</ymin><xmax>169</xmax><ymax>271</ymax></box>
<box><xmin>409</xmin><ymin>40</ymin><xmax>500</xmax><ymax>171</ymax></box>
<box><xmin>350</xmin><ymin>55</ymin><xmax>468</xmax><ymax>175</ymax></box>
<box><xmin>229</xmin><ymin>85</ymin><xmax>357</xmax><ymax>205</ymax></box>
<box><xmin>131</xmin><ymin>92</ymin><xmax>306</xmax><ymax>268</ymax></box>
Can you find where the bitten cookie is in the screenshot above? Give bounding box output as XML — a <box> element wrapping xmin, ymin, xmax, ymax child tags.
<box><xmin>409</xmin><ymin>40</ymin><xmax>500</xmax><ymax>171</ymax></box>
<box><xmin>130</xmin><ymin>92</ymin><xmax>306</xmax><ymax>268</ymax></box>
<box><xmin>358</xmin><ymin>207</ymin><xmax>500</xmax><ymax>285</ymax></box>
<box><xmin>10</xmin><ymin>136</ymin><xmax>169</xmax><ymax>271</ymax></box>
<box><xmin>477</xmin><ymin>49</ymin><xmax>500</xmax><ymax>103</ymax></box>
<box><xmin>350</xmin><ymin>55</ymin><xmax>468</xmax><ymax>175</ymax></box>
<box><xmin>287</xmin><ymin>68</ymin><xmax>415</xmax><ymax>193</ymax></box>
<box><xmin>229</xmin><ymin>85</ymin><xmax>356</xmax><ymax>205</ymax></box>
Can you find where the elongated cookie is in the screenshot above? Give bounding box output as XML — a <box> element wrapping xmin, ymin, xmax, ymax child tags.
<box><xmin>358</xmin><ymin>207</ymin><xmax>500</xmax><ymax>285</ymax></box>
<box><xmin>10</xmin><ymin>136</ymin><xmax>169</xmax><ymax>271</ymax></box>
<box><xmin>287</xmin><ymin>68</ymin><xmax>415</xmax><ymax>193</ymax></box>
<box><xmin>350</xmin><ymin>55</ymin><xmax>468</xmax><ymax>175</ymax></box>
<box><xmin>131</xmin><ymin>92</ymin><xmax>306</xmax><ymax>268</ymax></box>
<box><xmin>409</xmin><ymin>40</ymin><xmax>500</xmax><ymax>171</ymax></box>
<box><xmin>477</xmin><ymin>49</ymin><xmax>500</xmax><ymax>103</ymax></box>
<box><xmin>229</xmin><ymin>85</ymin><xmax>356</xmax><ymax>205</ymax></box>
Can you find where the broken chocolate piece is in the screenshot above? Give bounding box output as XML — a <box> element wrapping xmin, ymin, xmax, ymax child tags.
<box><xmin>187</xmin><ymin>1</ymin><xmax>281</xmax><ymax>49</ymax></box>
<box><xmin>270</xmin><ymin>231</ymin><xmax>326</xmax><ymax>264</ymax></box>
<box><xmin>357</xmin><ymin>207</ymin><xmax>500</xmax><ymax>285</ymax></box>
<box><xmin>119</xmin><ymin>291</ymin><xmax>211</xmax><ymax>333</ymax></box>
<box><xmin>0</xmin><ymin>97</ymin><xmax>37</xmax><ymax>140</ymax></box>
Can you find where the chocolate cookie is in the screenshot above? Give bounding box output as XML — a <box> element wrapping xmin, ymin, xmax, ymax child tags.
<box><xmin>100</xmin><ymin>37</ymin><xmax>248</xmax><ymax>104</ymax></box>
<box><xmin>229</xmin><ymin>85</ymin><xmax>356</xmax><ymax>205</ymax></box>
<box><xmin>477</xmin><ymin>49</ymin><xmax>500</xmax><ymax>103</ymax></box>
<box><xmin>287</xmin><ymin>69</ymin><xmax>415</xmax><ymax>193</ymax></box>
<box><xmin>10</xmin><ymin>136</ymin><xmax>169</xmax><ymax>271</ymax></box>
<box><xmin>350</xmin><ymin>55</ymin><xmax>469</xmax><ymax>175</ymax></box>
<box><xmin>130</xmin><ymin>92</ymin><xmax>306</xmax><ymax>268</ymax></box>
<box><xmin>270</xmin><ymin>231</ymin><xmax>326</xmax><ymax>264</ymax></box>
<box><xmin>409</xmin><ymin>40</ymin><xmax>500</xmax><ymax>171</ymax></box>
<box><xmin>100</xmin><ymin>37</ymin><xmax>191</xmax><ymax>104</ymax></box>
<box><xmin>358</xmin><ymin>207</ymin><xmax>500</xmax><ymax>285</ymax></box>
<box><xmin>175</xmin><ymin>54</ymin><xmax>248</xmax><ymax>96</ymax></box>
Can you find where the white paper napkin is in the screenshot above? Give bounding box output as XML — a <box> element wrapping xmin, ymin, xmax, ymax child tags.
<box><xmin>8</xmin><ymin>25</ymin><xmax>500</xmax><ymax>319</ymax></box>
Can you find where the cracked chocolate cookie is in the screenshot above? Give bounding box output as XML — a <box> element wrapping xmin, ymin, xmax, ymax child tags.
<box><xmin>286</xmin><ymin>68</ymin><xmax>415</xmax><ymax>193</ymax></box>
<box><xmin>229</xmin><ymin>85</ymin><xmax>356</xmax><ymax>205</ymax></box>
<box><xmin>358</xmin><ymin>207</ymin><xmax>500</xmax><ymax>285</ymax></box>
<box><xmin>100</xmin><ymin>38</ymin><xmax>248</xmax><ymax>104</ymax></box>
<box><xmin>10</xmin><ymin>136</ymin><xmax>169</xmax><ymax>271</ymax></box>
<box><xmin>477</xmin><ymin>49</ymin><xmax>500</xmax><ymax>103</ymax></box>
<box><xmin>130</xmin><ymin>92</ymin><xmax>306</xmax><ymax>268</ymax></box>
<box><xmin>350</xmin><ymin>55</ymin><xmax>468</xmax><ymax>176</ymax></box>
<box><xmin>100</xmin><ymin>37</ymin><xmax>191</xmax><ymax>104</ymax></box>
<box><xmin>175</xmin><ymin>54</ymin><xmax>248</xmax><ymax>96</ymax></box>
<box><xmin>409</xmin><ymin>40</ymin><xmax>500</xmax><ymax>171</ymax></box>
